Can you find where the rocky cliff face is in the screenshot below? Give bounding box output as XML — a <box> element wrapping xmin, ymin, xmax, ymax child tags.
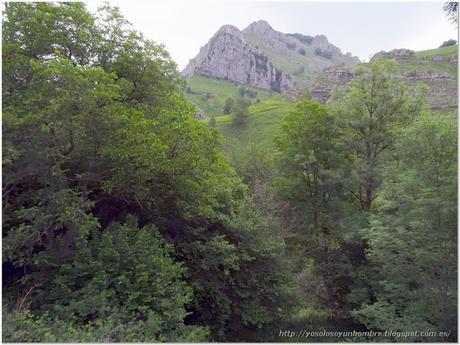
<box><xmin>182</xmin><ymin>24</ymin><xmax>293</xmax><ymax>92</ymax></box>
<box><xmin>242</xmin><ymin>20</ymin><xmax>360</xmax><ymax>87</ymax></box>
<box><xmin>182</xmin><ymin>20</ymin><xmax>360</xmax><ymax>92</ymax></box>
<box><xmin>309</xmin><ymin>48</ymin><xmax>458</xmax><ymax>109</ymax></box>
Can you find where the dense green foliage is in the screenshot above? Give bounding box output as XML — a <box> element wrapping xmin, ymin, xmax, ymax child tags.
<box><xmin>2</xmin><ymin>3</ymin><xmax>293</xmax><ymax>342</ymax></box>
<box><xmin>2</xmin><ymin>2</ymin><xmax>457</xmax><ymax>343</ymax></box>
<box><xmin>354</xmin><ymin>112</ymin><xmax>457</xmax><ymax>341</ymax></box>
<box><xmin>272</xmin><ymin>61</ymin><xmax>457</xmax><ymax>341</ymax></box>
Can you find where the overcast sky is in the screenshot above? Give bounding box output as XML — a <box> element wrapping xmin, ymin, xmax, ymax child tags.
<box><xmin>86</xmin><ymin>1</ymin><xmax>458</xmax><ymax>70</ymax></box>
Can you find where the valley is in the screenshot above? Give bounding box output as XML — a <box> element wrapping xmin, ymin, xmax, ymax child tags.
<box><xmin>3</xmin><ymin>3</ymin><xmax>457</xmax><ymax>343</ymax></box>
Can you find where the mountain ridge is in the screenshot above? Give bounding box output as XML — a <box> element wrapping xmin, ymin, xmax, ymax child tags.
<box><xmin>182</xmin><ymin>20</ymin><xmax>360</xmax><ymax>92</ymax></box>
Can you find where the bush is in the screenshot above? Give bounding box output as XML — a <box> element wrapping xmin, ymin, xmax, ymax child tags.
<box><xmin>208</xmin><ymin>115</ymin><xmax>217</xmax><ymax>128</ymax></box>
<box><xmin>2</xmin><ymin>309</ymin><xmax>209</xmax><ymax>342</ymax></box>
<box><xmin>287</xmin><ymin>33</ymin><xmax>313</xmax><ymax>45</ymax></box>
<box><xmin>223</xmin><ymin>97</ymin><xmax>235</xmax><ymax>114</ymax></box>
<box><xmin>314</xmin><ymin>48</ymin><xmax>333</xmax><ymax>59</ymax></box>
<box><xmin>440</xmin><ymin>39</ymin><xmax>457</xmax><ymax>47</ymax></box>
<box><xmin>294</xmin><ymin>66</ymin><xmax>305</xmax><ymax>76</ymax></box>
<box><xmin>232</xmin><ymin>98</ymin><xmax>251</xmax><ymax>126</ymax></box>
<box><xmin>298</xmin><ymin>48</ymin><xmax>306</xmax><ymax>56</ymax></box>
<box><xmin>26</xmin><ymin>219</ymin><xmax>208</xmax><ymax>342</ymax></box>
<box><xmin>238</xmin><ymin>87</ymin><xmax>257</xmax><ymax>98</ymax></box>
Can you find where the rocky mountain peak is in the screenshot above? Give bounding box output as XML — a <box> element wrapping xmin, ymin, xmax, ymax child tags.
<box><xmin>215</xmin><ymin>24</ymin><xmax>242</xmax><ymax>37</ymax></box>
<box><xmin>244</xmin><ymin>20</ymin><xmax>275</xmax><ymax>35</ymax></box>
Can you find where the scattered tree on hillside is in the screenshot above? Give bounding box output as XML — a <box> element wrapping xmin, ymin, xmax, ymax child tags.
<box><xmin>208</xmin><ymin>115</ymin><xmax>217</xmax><ymax>128</ymax></box>
<box><xmin>232</xmin><ymin>98</ymin><xmax>251</xmax><ymax>126</ymax></box>
<box><xmin>440</xmin><ymin>38</ymin><xmax>457</xmax><ymax>47</ymax></box>
<box><xmin>223</xmin><ymin>97</ymin><xmax>234</xmax><ymax>114</ymax></box>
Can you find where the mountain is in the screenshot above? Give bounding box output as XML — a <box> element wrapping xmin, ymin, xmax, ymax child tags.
<box><xmin>242</xmin><ymin>20</ymin><xmax>360</xmax><ymax>86</ymax></box>
<box><xmin>182</xmin><ymin>24</ymin><xmax>293</xmax><ymax>93</ymax></box>
<box><xmin>203</xmin><ymin>45</ymin><xmax>457</xmax><ymax>152</ymax></box>
<box><xmin>308</xmin><ymin>46</ymin><xmax>458</xmax><ymax>109</ymax></box>
<box><xmin>182</xmin><ymin>20</ymin><xmax>360</xmax><ymax>92</ymax></box>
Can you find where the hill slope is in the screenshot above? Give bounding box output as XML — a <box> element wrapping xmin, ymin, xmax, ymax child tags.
<box><xmin>185</xmin><ymin>74</ymin><xmax>274</xmax><ymax>117</ymax></box>
<box><xmin>309</xmin><ymin>46</ymin><xmax>458</xmax><ymax>109</ymax></box>
<box><xmin>213</xmin><ymin>97</ymin><xmax>295</xmax><ymax>150</ymax></box>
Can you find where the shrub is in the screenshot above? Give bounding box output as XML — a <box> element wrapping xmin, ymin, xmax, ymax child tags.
<box><xmin>315</xmin><ymin>48</ymin><xmax>333</xmax><ymax>59</ymax></box>
<box><xmin>440</xmin><ymin>39</ymin><xmax>457</xmax><ymax>47</ymax></box>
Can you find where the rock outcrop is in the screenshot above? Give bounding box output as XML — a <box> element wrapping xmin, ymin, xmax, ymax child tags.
<box><xmin>182</xmin><ymin>24</ymin><xmax>293</xmax><ymax>92</ymax></box>
<box><xmin>309</xmin><ymin>56</ymin><xmax>457</xmax><ymax>109</ymax></box>
<box><xmin>371</xmin><ymin>48</ymin><xmax>415</xmax><ymax>61</ymax></box>
<box><xmin>309</xmin><ymin>66</ymin><xmax>356</xmax><ymax>103</ymax></box>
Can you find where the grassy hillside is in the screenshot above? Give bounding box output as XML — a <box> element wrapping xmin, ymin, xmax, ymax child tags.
<box><xmin>185</xmin><ymin>74</ymin><xmax>274</xmax><ymax>117</ymax></box>
<box><xmin>196</xmin><ymin>45</ymin><xmax>457</xmax><ymax>151</ymax></box>
<box><xmin>416</xmin><ymin>44</ymin><xmax>458</xmax><ymax>58</ymax></box>
<box><xmin>208</xmin><ymin>97</ymin><xmax>295</xmax><ymax>150</ymax></box>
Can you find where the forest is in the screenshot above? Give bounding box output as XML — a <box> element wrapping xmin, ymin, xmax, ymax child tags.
<box><xmin>2</xmin><ymin>2</ymin><xmax>457</xmax><ymax>342</ymax></box>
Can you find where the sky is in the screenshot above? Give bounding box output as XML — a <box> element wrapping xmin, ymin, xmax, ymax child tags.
<box><xmin>86</xmin><ymin>1</ymin><xmax>458</xmax><ymax>70</ymax></box>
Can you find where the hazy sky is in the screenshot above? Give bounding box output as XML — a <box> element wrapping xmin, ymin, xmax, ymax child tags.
<box><xmin>86</xmin><ymin>1</ymin><xmax>458</xmax><ymax>70</ymax></box>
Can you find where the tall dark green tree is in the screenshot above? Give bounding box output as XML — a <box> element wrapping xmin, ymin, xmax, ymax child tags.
<box><xmin>232</xmin><ymin>98</ymin><xmax>251</xmax><ymax>126</ymax></box>
<box><xmin>333</xmin><ymin>60</ymin><xmax>421</xmax><ymax>212</ymax></box>
<box><xmin>275</xmin><ymin>100</ymin><xmax>355</xmax><ymax>317</ymax></box>
<box><xmin>354</xmin><ymin>113</ymin><xmax>457</xmax><ymax>341</ymax></box>
<box><xmin>223</xmin><ymin>97</ymin><xmax>235</xmax><ymax>114</ymax></box>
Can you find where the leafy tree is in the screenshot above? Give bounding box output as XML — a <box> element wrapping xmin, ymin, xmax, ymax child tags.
<box><xmin>294</xmin><ymin>65</ymin><xmax>305</xmax><ymax>76</ymax></box>
<box><xmin>443</xmin><ymin>1</ymin><xmax>458</xmax><ymax>27</ymax></box>
<box><xmin>315</xmin><ymin>48</ymin><xmax>332</xmax><ymax>59</ymax></box>
<box><xmin>232</xmin><ymin>98</ymin><xmax>251</xmax><ymax>126</ymax></box>
<box><xmin>208</xmin><ymin>115</ymin><xmax>217</xmax><ymax>128</ymax></box>
<box><xmin>223</xmin><ymin>97</ymin><xmax>234</xmax><ymax>114</ymax></box>
<box><xmin>440</xmin><ymin>38</ymin><xmax>457</xmax><ymax>47</ymax></box>
<box><xmin>354</xmin><ymin>113</ymin><xmax>457</xmax><ymax>341</ymax></box>
<box><xmin>333</xmin><ymin>60</ymin><xmax>417</xmax><ymax>211</ymax></box>
<box><xmin>274</xmin><ymin>100</ymin><xmax>354</xmax><ymax>316</ymax></box>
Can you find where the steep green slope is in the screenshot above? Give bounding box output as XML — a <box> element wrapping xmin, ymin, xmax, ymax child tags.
<box><xmin>208</xmin><ymin>97</ymin><xmax>295</xmax><ymax>150</ymax></box>
<box><xmin>185</xmin><ymin>75</ymin><xmax>274</xmax><ymax>117</ymax></box>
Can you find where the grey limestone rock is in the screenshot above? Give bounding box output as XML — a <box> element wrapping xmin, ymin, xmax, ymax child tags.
<box><xmin>182</xmin><ymin>24</ymin><xmax>293</xmax><ymax>92</ymax></box>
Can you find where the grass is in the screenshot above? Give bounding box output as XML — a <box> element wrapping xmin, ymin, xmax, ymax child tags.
<box><xmin>184</xmin><ymin>74</ymin><xmax>274</xmax><ymax>117</ymax></box>
<box><xmin>209</xmin><ymin>97</ymin><xmax>295</xmax><ymax>150</ymax></box>
<box><xmin>416</xmin><ymin>45</ymin><xmax>458</xmax><ymax>58</ymax></box>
